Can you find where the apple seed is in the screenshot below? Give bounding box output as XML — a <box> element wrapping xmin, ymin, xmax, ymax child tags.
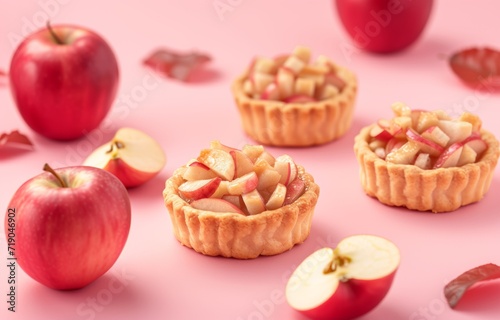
<box><xmin>323</xmin><ymin>249</ymin><xmax>352</xmax><ymax>275</ymax></box>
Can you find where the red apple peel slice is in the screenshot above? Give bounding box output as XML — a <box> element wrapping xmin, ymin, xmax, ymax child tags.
<box><xmin>444</xmin><ymin>263</ymin><xmax>500</xmax><ymax>309</ymax></box>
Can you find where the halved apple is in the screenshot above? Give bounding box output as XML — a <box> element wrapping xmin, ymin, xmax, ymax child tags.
<box><xmin>286</xmin><ymin>234</ymin><xmax>400</xmax><ymax>320</ymax></box>
<box><xmin>83</xmin><ymin>127</ymin><xmax>166</xmax><ymax>188</ymax></box>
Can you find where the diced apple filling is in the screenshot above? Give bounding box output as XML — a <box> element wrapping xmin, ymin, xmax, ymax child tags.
<box><xmin>178</xmin><ymin>141</ymin><xmax>306</xmax><ymax>215</ymax></box>
<box><xmin>243</xmin><ymin>46</ymin><xmax>346</xmax><ymax>102</ymax></box>
<box><xmin>368</xmin><ymin>103</ymin><xmax>488</xmax><ymax>169</ymax></box>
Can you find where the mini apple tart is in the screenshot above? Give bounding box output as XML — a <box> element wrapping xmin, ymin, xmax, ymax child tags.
<box><xmin>163</xmin><ymin>141</ymin><xmax>320</xmax><ymax>259</ymax></box>
<box><xmin>354</xmin><ymin>102</ymin><xmax>499</xmax><ymax>213</ymax></box>
<box><xmin>231</xmin><ymin>46</ymin><xmax>357</xmax><ymax>147</ymax></box>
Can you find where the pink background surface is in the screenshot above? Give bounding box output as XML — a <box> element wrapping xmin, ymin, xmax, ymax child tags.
<box><xmin>1</xmin><ymin>1</ymin><xmax>500</xmax><ymax>319</ymax></box>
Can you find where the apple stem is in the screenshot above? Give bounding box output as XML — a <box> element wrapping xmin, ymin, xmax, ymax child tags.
<box><xmin>46</xmin><ymin>21</ymin><xmax>64</xmax><ymax>45</ymax></box>
<box><xmin>43</xmin><ymin>163</ymin><xmax>68</xmax><ymax>188</ymax></box>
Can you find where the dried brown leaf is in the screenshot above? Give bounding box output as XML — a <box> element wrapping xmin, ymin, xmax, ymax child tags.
<box><xmin>143</xmin><ymin>48</ymin><xmax>211</xmax><ymax>82</ymax></box>
<box><xmin>0</xmin><ymin>130</ymin><xmax>34</xmax><ymax>150</ymax></box>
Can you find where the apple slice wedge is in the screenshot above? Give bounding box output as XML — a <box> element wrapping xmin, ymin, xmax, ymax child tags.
<box><xmin>227</xmin><ymin>172</ymin><xmax>259</xmax><ymax>195</ymax></box>
<box><xmin>190</xmin><ymin>198</ymin><xmax>245</xmax><ymax>215</ymax></box>
<box><xmin>286</xmin><ymin>235</ymin><xmax>400</xmax><ymax>320</ymax></box>
<box><xmin>421</xmin><ymin>126</ymin><xmax>450</xmax><ymax>148</ymax></box>
<box><xmin>83</xmin><ymin>127</ymin><xmax>166</xmax><ymax>188</ymax></box>
<box><xmin>178</xmin><ymin>177</ymin><xmax>221</xmax><ymax>201</ymax></box>
<box><xmin>230</xmin><ymin>149</ymin><xmax>254</xmax><ymax>179</ymax></box>
<box><xmin>276</xmin><ymin>67</ymin><xmax>295</xmax><ymax>99</ymax></box>
<box><xmin>265</xmin><ymin>183</ymin><xmax>287</xmax><ymax>210</ymax></box>
<box><xmin>437</xmin><ymin>120</ymin><xmax>473</xmax><ymax>145</ymax></box>
<box><xmin>385</xmin><ymin>141</ymin><xmax>420</xmax><ymax>165</ymax></box>
<box><xmin>198</xmin><ymin>148</ymin><xmax>235</xmax><ymax>181</ymax></box>
<box><xmin>242</xmin><ymin>144</ymin><xmax>265</xmax><ymax>163</ymax></box>
<box><xmin>284</xmin><ymin>178</ymin><xmax>306</xmax><ymax>206</ymax></box>
<box><xmin>275</xmin><ymin>155</ymin><xmax>298</xmax><ymax>186</ymax></box>
<box><xmin>462</xmin><ymin>134</ymin><xmax>488</xmax><ymax>155</ymax></box>
<box><xmin>406</xmin><ymin>129</ymin><xmax>445</xmax><ymax>157</ymax></box>
<box><xmin>457</xmin><ymin>144</ymin><xmax>477</xmax><ymax>167</ymax></box>
<box><xmin>182</xmin><ymin>161</ymin><xmax>218</xmax><ymax>181</ymax></box>
<box><xmin>433</xmin><ymin>143</ymin><xmax>463</xmax><ymax>169</ymax></box>
<box><xmin>414</xmin><ymin>153</ymin><xmax>431</xmax><ymax>170</ymax></box>
<box><xmin>370</xmin><ymin>125</ymin><xmax>393</xmax><ymax>142</ymax></box>
<box><xmin>242</xmin><ymin>189</ymin><xmax>266</xmax><ymax>215</ymax></box>
<box><xmin>256</xmin><ymin>150</ymin><xmax>276</xmax><ymax>166</ymax></box>
<box><xmin>261</xmin><ymin>82</ymin><xmax>280</xmax><ymax>101</ymax></box>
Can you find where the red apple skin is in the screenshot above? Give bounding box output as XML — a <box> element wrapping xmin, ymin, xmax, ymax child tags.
<box><xmin>9</xmin><ymin>24</ymin><xmax>119</xmax><ymax>140</ymax></box>
<box><xmin>5</xmin><ymin>166</ymin><xmax>131</xmax><ymax>290</ymax></box>
<box><xmin>101</xmin><ymin>158</ymin><xmax>158</xmax><ymax>188</ymax></box>
<box><xmin>334</xmin><ymin>0</ymin><xmax>433</xmax><ymax>53</ymax></box>
<box><xmin>299</xmin><ymin>272</ymin><xmax>397</xmax><ymax>320</ymax></box>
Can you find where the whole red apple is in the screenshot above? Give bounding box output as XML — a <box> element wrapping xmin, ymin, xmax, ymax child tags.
<box><xmin>5</xmin><ymin>164</ymin><xmax>131</xmax><ymax>290</ymax></box>
<box><xmin>9</xmin><ymin>23</ymin><xmax>119</xmax><ymax>140</ymax></box>
<box><xmin>334</xmin><ymin>0</ymin><xmax>433</xmax><ymax>53</ymax></box>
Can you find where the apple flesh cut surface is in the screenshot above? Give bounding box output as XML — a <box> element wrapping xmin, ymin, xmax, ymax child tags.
<box><xmin>84</xmin><ymin>127</ymin><xmax>166</xmax><ymax>188</ymax></box>
<box><xmin>286</xmin><ymin>235</ymin><xmax>400</xmax><ymax>320</ymax></box>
